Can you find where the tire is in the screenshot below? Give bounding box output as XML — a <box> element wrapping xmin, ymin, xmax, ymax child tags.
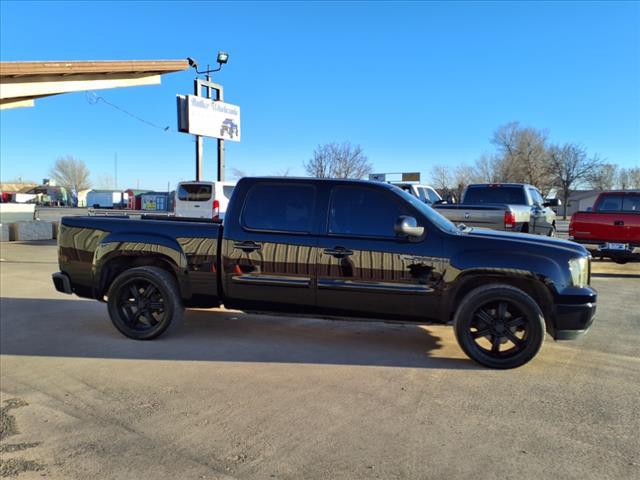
<box><xmin>107</xmin><ymin>266</ymin><xmax>184</xmax><ymax>340</ymax></box>
<box><xmin>453</xmin><ymin>284</ymin><xmax>545</xmax><ymax>369</ymax></box>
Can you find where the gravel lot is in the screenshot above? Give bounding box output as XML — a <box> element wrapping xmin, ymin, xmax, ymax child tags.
<box><xmin>1</xmin><ymin>240</ymin><xmax>638</xmax><ymax>480</ymax></box>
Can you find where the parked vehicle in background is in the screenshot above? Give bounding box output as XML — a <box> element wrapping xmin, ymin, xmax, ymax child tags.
<box><xmin>174</xmin><ymin>181</ymin><xmax>236</xmax><ymax>220</ymax></box>
<box><xmin>86</xmin><ymin>190</ymin><xmax>125</xmax><ymax>209</ymax></box>
<box><xmin>433</xmin><ymin>183</ymin><xmax>560</xmax><ymax>236</ymax></box>
<box><xmin>53</xmin><ymin>177</ymin><xmax>596</xmax><ymax>369</ymax></box>
<box><xmin>569</xmin><ymin>191</ymin><xmax>640</xmax><ymax>263</ymax></box>
<box><xmin>390</xmin><ymin>182</ymin><xmax>444</xmax><ymax>205</ymax></box>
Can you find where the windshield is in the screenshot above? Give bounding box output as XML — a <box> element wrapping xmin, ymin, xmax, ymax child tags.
<box><xmin>391</xmin><ymin>186</ymin><xmax>459</xmax><ymax>234</ymax></box>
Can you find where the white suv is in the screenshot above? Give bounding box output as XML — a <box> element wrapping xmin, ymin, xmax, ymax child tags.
<box><xmin>391</xmin><ymin>183</ymin><xmax>443</xmax><ymax>205</ymax></box>
<box><xmin>174</xmin><ymin>181</ymin><xmax>236</xmax><ymax>220</ymax></box>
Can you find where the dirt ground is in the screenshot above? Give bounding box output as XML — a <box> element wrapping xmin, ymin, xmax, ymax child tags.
<box><xmin>0</xmin><ymin>241</ymin><xmax>638</xmax><ymax>479</ymax></box>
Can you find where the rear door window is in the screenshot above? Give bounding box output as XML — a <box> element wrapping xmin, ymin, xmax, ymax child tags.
<box><xmin>178</xmin><ymin>184</ymin><xmax>212</xmax><ymax>201</ymax></box>
<box><xmin>328</xmin><ymin>186</ymin><xmax>402</xmax><ymax>238</ymax></box>
<box><xmin>242</xmin><ymin>184</ymin><xmax>315</xmax><ymax>233</ymax></box>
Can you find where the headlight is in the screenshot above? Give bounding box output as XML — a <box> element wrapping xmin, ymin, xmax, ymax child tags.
<box><xmin>569</xmin><ymin>256</ymin><xmax>589</xmax><ymax>287</ymax></box>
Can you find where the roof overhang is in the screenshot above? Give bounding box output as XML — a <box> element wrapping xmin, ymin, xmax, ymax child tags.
<box><xmin>0</xmin><ymin>60</ymin><xmax>190</xmax><ymax>109</ymax></box>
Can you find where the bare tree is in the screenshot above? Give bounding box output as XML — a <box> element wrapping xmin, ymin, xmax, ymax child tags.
<box><xmin>274</xmin><ymin>167</ymin><xmax>292</xmax><ymax>177</ymax></box>
<box><xmin>430</xmin><ymin>164</ymin><xmax>453</xmax><ymax>193</ymax></box>
<box><xmin>49</xmin><ymin>155</ymin><xmax>91</xmax><ymax>206</ymax></box>
<box><xmin>453</xmin><ymin>164</ymin><xmax>474</xmax><ymax>202</ymax></box>
<box><xmin>96</xmin><ymin>173</ymin><xmax>115</xmax><ymax>189</ymax></box>
<box><xmin>587</xmin><ymin>163</ymin><xmax>617</xmax><ymax>191</ymax></box>
<box><xmin>471</xmin><ymin>153</ymin><xmax>504</xmax><ymax>183</ymax></box>
<box><xmin>618</xmin><ymin>168</ymin><xmax>629</xmax><ymax>190</ymax></box>
<box><xmin>626</xmin><ymin>167</ymin><xmax>640</xmax><ymax>189</ymax></box>
<box><xmin>229</xmin><ymin>167</ymin><xmax>249</xmax><ymax>180</ymax></box>
<box><xmin>304</xmin><ymin>142</ymin><xmax>372</xmax><ymax>179</ymax></box>
<box><xmin>491</xmin><ymin>122</ymin><xmax>553</xmax><ymax>192</ymax></box>
<box><xmin>548</xmin><ymin>144</ymin><xmax>602</xmax><ymax>219</ymax></box>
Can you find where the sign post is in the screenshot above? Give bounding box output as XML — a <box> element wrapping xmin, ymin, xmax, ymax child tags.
<box><xmin>178</xmin><ymin>80</ymin><xmax>240</xmax><ymax>181</ymax></box>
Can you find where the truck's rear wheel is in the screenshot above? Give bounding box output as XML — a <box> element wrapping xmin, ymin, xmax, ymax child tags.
<box><xmin>453</xmin><ymin>284</ymin><xmax>545</xmax><ymax>369</ymax></box>
<box><xmin>107</xmin><ymin>266</ymin><xmax>183</xmax><ymax>340</ymax></box>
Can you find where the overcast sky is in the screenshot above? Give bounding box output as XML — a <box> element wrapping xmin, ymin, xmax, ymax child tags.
<box><xmin>1</xmin><ymin>1</ymin><xmax>638</xmax><ymax>191</ymax></box>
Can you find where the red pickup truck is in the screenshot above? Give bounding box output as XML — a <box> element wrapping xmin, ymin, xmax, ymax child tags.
<box><xmin>569</xmin><ymin>191</ymin><xmax>640</xmax><ymax>263</ymax></box>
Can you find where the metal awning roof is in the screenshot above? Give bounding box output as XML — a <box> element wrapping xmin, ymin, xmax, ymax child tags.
<box><xmin>0</xmin><ymin>59</ymin><xmax>190</xmax><ymax>109</ymax></box>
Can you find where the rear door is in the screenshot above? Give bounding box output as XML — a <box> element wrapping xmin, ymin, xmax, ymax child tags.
<box><xmin>175</xmin><ymin>182</ymin><xmax>214</xmax><ymax>218</ymax></box>
<box><xmin>221</xmin><ymin>182</ymin><xmax>318</xmax><ymax>309</ymax></box>
<box><xmin>316</xmin><ymin>185</ymin><xmax>443</xmax><ymax>319</ymax></box>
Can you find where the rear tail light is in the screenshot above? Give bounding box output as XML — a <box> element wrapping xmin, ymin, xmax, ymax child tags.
<box><xmin>568</xmin><ymin>217</ymin><xmax>575</xmax><ymax>239</ymax></box>
<box><xmin>212</xmin><ymin>199</ymin><xmax>220</xmax><ymax>220</ymax></box>
<box><xmin>504</xmin><ymin>211</ymin><xmax>516</xmax><ymax>229</ymax></box>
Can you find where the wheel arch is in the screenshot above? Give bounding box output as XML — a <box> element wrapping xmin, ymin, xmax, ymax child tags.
<box><xmin>92</xmin><ymin>234</ymin><xmax>190</xmax><ymax>300</ymax></box>
<box><xmin>446</xmin><ymin>271</ymin><xmax>556</xmax><ymax>335</ymax></box>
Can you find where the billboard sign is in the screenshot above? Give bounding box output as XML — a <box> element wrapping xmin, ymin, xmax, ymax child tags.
<box><xmin>177</xmin><ymin>95</ymin><xmax>241</xmax><ymax>142</ymax></box>
<box><xmin>369</xmin><ymin>172</ymin><xmax>421</xmax><ymax>182</ymax></box>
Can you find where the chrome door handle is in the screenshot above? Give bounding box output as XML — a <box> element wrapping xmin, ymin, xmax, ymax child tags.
<box><xmin>233</xmin><ymin>241</ymin><xmax>261</xmax><ymax>252</ymax></box>
<box><xmin>324</xmin><ymin>247</ymin><xmax>354</xmax><ymax>258</ymax></box>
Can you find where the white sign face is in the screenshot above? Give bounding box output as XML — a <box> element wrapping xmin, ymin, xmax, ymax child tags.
<box><xmin>182</xmin><ymin>95</ymin><xmax>241</xmax><ymax>142</ymax></box>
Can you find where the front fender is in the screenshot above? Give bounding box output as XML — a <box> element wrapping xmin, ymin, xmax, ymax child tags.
<box><xmin>449</xmin><ymin>249</ymin><xmax>568</xmax><ymax>296</ymax></box>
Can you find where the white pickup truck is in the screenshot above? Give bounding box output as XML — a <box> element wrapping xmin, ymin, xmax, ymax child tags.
<box><xmin>433</xmin><ymin>183</ymin><xmax>560</xmax><ymax>236</ymax></box>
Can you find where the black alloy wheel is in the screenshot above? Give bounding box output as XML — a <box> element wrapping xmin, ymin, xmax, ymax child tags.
<box><xmin>117</xmin><ymin>280</ymin><xmax>165</xmax><ymax>330</ymax></box>
<box><xmin>107</xmin><ymin>266</ymin><xmax>183</xmax><ymax>340</ymax></box>
<box><xmin>454</xmin><ymin>284</ymin><xmax>545</xmax><ymax>369</ymax></box>
<box><xmin>468</xmin><ymin>300</ymin><xmax>529</xmax><ymax>357</ymax></box>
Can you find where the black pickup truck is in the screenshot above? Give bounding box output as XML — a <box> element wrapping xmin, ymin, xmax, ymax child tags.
<box><xmin>53</xmin><ymin>177</ymin><xmax>597</xmax><ymax>368</ymax></box>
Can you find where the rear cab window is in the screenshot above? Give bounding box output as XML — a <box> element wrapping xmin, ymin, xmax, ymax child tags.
<box><xmin>598</xmin><ymin>194</ymin><xmax>640</xmax><ymax>212</ymax></box>
<box><xmin>463</xmin><ymin>185</ymin><xmax>526</xmax><ymax>205</ymax></box>
<box><xmin>241</xmin><ymin>183</ymin><xmax>316</xmax><ymax>233</ymax></box>
<box><xmin>178</xmin><ymin>184</ymin><xmax>212</xmax><ymax>201</ymax></box>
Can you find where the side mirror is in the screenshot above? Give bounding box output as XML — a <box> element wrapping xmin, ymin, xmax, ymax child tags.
<box><xmin>586</xmin><ymin>207</ymin><xmax>593</xmax><ymax>212</ymax></box>
<box><xmin>543</xmin><ymin>198</ymin><xmax>561</xmax><ymax>207</ymax></box>
<box><xmin>394</xmin><ymin>215</ymin><xmax>424</xmax><ymax>238</ymax></box>
<box><xmin>433</xmin><ymin>199</ymin><xmax>446</xmax><ymax>205</ymax></box>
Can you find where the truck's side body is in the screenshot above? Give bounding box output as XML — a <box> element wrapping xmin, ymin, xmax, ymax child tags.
<box><xmin>434</xmin><ymin>183</ymin><xmax>557</xmax><ymax>235</ymax></box>
<box><xmin>56</xmin><ymin>178</ymin><xmax>595</xmax><ymax>340</ymax></box>
<box><xmin>569</xmin><ymin>191</ymin><xmax>640</xmax><ymax>262</ymax></box>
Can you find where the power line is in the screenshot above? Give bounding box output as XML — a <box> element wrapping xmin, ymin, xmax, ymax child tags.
<box><xmin>85</xmin><ymin>91</ymin><xmax>171</xmax><ymax>132</ymax></box>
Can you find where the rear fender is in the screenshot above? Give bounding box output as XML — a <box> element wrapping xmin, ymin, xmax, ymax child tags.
<box><xmin>93</xmin><ymin>232</ymin><xmax>190</xmax><ymax>298</ymax></box>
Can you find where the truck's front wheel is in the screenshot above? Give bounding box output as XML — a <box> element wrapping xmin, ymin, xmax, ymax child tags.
<box><xmin>453</xmin><ymin>284</ymin><xmax>545</xmax><ymax>369</ymax></box>
<box><xmin>107</xmin><ymin>266</ymin><xmax>184</xmax><ymax>340</ymax></box>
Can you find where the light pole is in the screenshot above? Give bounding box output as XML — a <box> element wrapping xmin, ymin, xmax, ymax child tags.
<box><xmin>187</xmin><ymin>52</ymin><xmax>229</xmax><ymax>182</ymax></box>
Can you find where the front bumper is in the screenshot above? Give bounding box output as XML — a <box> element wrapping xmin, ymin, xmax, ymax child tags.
<box><xmin>553</xmin><ymin>288</ymin><xmax>597</xmax><ymax>340</ymax></box>
<box><xmin>52</xmin><ymin>272</ymin><xmax>73</xmax><ymax>294</ymax></box>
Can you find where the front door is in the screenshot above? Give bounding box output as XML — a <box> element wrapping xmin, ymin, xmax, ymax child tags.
<box><xmin>222</xmin><ymin>182</ymin><xmax>318</xmax><ymax>310</ymax></box>
<box><xmin>529</xmin><ymin>187</ymin><xmax>552</xmax><ymax>235</ymax></box>
<box><xmin>316</xmin><ymin>185</ymin><xmax>444</xmax><ymax>320</ymax></box>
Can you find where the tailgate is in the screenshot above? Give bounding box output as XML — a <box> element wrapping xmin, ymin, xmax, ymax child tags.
<box><xmin>434</xmin><ymin>205</ymin><xmax>505</xmax><ymax>228</ymax></box>
<box><xmin>572</xmin><ymin>212</ymin><xmax>640</xmax><ymax>243</ymax></box>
